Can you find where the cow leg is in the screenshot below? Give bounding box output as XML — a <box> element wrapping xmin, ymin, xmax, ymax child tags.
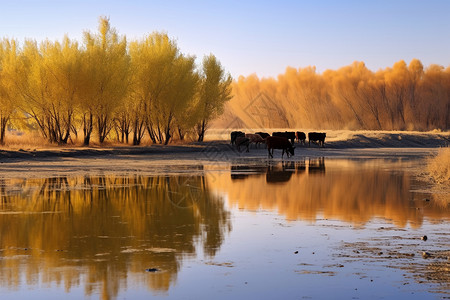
<box><xmin>246</xmin><ymin>144</ymin><xmax>249</xmax><ymax>152</ymax></box>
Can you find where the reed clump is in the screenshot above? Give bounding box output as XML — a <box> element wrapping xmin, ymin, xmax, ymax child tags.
<box><xmin>427</xmin><ymin>147</ymin><xmax>450</xmax><ymax>184</ymax></box>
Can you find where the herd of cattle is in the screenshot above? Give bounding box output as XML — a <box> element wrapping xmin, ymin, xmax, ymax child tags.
<box><xmin>230</xmin><ymin>130</ymin><xmax>326</xmax><ymax>158</ymax></box>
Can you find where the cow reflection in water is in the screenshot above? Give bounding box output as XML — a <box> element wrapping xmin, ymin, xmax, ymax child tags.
<box><xmin>230</xmin><ymin>159</ymin><xmax>325</xmax><ymax>183</ymax></box>
<box><xmin>295</xmin><ymin>159</ymin><xmax>307</xmax><ymax>173</ymax></box>
<box><xmin>231</xmin><ymin>165</ymin><xmax>268</xmax><ymax>180</ymax></box>
<box><xmin>266</xmin><ymin>161</ymin><xmax>295</xmax><ymax>183</ymax></box>
<box><xmin>308</xmin><ymin>157</ymin><xmax>326</xmax><ymax>174</ymax></box>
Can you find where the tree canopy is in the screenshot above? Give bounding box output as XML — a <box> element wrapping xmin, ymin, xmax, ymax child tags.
<box><xmin>0</xmin><ymin>17</ymin><xmax>232</xmax><ymax>145</ymax></box>
<box><xmin>228</xmin><ymin>60</ymin><xmax>449</xmax><ymax>131</ymax></box>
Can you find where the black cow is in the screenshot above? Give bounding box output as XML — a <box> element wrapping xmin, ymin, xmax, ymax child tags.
<box><xmin>272</xmin><ymin>131</ymin><xmax>296</xmax><ymax>145</ymax></box>
<box><xmin>308</xmin><ymin>132</ymin><xmax>326</xmax><ymax>147</ymax></box>
<box><xmin>296</xmin><ymin>131</ymin><xmax>306</xmax><ymax>145</ymax></box>
<box><xmin>236</xmin><ymin>137</ymin><xmax>250</xmax><ymax>152</ymax></box>
<box><xmin>266</xmin><ymin>136</ymin><xmax>295</xmax><ymax>158</ymax></box>
<box><xmin>255</xmin><ymin>132</ymin><xmax>270</xmax><ymax>139</ymax></box>
<box><xmin>230</xmin><ymin>131</ymin><xmax>245</xmax><ymax>145</ymax></box>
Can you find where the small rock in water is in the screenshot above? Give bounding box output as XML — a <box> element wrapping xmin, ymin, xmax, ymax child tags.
<box><xmin>146</xmin><ymin>268</ymin><xmax>159</xmax><ymax>273</ymax></box>
<box><xmin>421</xmin><ymin>235</ymin><xmax>428</xmax><ymax>241</ymax></box>
<box><xmin>294</xmin><ymin>251</ymin><xmax>298</xmax><ymax>254</ymax></box>
<box><xmin>422</xmin><ymin>251</ymin><xmax>431</xmax><ymax>259</ymax></box>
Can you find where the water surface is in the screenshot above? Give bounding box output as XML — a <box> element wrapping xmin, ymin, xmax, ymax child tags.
<box><xmin>0</xmin><ymin>157</ymin><xmax>448</xmax><ymax>299</ymax></box>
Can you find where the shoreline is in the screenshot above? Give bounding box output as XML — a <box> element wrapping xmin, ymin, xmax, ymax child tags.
<box><xmin>0</xmin><ymin>131</ymin><xmax>447</xmax><ymax>165</ymax></box>
<box><xmin>0</xmin><ymin>136</ymin><xmax>447</xmax><ymax>162</ymax></box>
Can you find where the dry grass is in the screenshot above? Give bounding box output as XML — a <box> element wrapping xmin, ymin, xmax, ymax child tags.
<box><xmin>1</xmin><ymin>131</ymin><xmax>195</xmax><ymax>150</ymax></box>
<box><xmin>1</xmin><ymin>131</ymin><xmax>50</xmax><ymax>150</ymax></box>
<box><xmin>427</xmin><ymin>147</ymin><xmax>450</xmax><ymax>184</ymax></box>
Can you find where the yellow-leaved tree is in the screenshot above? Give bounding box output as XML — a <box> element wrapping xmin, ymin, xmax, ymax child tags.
<box><xmin>17</xmin><ymin>38</ymin><xmax>82</xmax><ymax>144</ymax></box>
<box><xmin>80</xmin><ymin>17</ymin><xmax>129</xmax><ymax>145</ymax></box>
<box><xmin>41</xmin><ymin>37</ymin><xmax>81</xmax><ymax>144</ymax></box>
<box><xmin>0</xmin><ymin>39</ymin><xmax>23</xmax><ymax>144</ymax></box>
<box><xmin>161</xmin><ymin>54</ymin><xmax>199</xmax><ymax>144</ymax></box>
<box><xmin>196</xmin><ymin>54</ymin><xmax>232</xmax><ymax>142</ymax></box>
<box><xmin>127</xmin><ymin>33</ymin><xmax>178</xmax><ymax>145</ymax></box>
<box><xmin>129</xmin><ymin>33</ymin><xmax>199</xmax><ymax>145</ymax></box>
<box><xmin>19</xmin><ymin>39</ymin><xmax>54</xmax><ymax>142</ymax></box>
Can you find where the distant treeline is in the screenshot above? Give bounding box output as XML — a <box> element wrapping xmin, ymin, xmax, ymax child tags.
<box><xmin>226</xmin><ymin>60</ymin><xmax>449</xmax><ymax>131</ymax></box>
<box><xmin>0</xmin><ymin>17</ymin><xmax>232</xmax><ymax>145</ymax></box>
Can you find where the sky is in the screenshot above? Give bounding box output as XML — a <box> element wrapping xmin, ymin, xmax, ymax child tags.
<box><xmin>1</xmin><ymin>0</ymin><xmax>449</xmax><ymax>79</ymax></box>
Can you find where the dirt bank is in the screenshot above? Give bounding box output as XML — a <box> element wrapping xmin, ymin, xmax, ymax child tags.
<box><xmin>0</xmin><ymin>131</ymin><xmax>448</xmax><ymax>162</ymax></box>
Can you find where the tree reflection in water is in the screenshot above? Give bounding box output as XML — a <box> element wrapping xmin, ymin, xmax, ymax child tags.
<box><xmin>225</xmin><ymin>158</ymin><xmax>449</xmax><ymax>224</ymax></box>
<box><xmin>0</xmin><ymin>174</ymin><xmax>231</xmax><ymax>299</ymax></box>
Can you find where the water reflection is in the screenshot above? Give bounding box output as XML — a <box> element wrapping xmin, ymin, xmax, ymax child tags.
<box><xmin>0</xmin><ymin>174</ymin><xmax>231</xmax><ymax>299</ymax></box>
<box><xmin>308</xmin><ymin>157</ymin><xmax>325</xmax><ymax>174</ymax></box>
<box><xmin>0</xmin><ymin>159</ymin><xmax>448</xmax><ymax>299</ymax></box>
<box><xmin>266</xmin><ymin>161</ymin><xmax>295</xmax><ymax>184</ymax></box>
<box><xmin>221</xmin><ymin>158</ymin><xmax>449</xmax><ymax>226</ymax></box>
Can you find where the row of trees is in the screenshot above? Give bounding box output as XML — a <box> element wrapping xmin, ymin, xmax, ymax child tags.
<box><xmin>0</xmin><ymin>17</ymin><xmax>232</xmax><ymax>145</ymax></box>
<box><xmin>230</xmin><ymin>60</ymin><xmax>449</xmax><ymax>131</ymax></box>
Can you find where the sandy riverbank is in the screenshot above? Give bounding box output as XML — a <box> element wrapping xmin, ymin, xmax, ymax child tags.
<box><xmin>0</xmin><ymin>130</ymin><xmax>448</xmax><ymax>161</ymax></box>
<box><xmin>0</xmin><ymin>130</ymin><xmax>447</xmax><ymax>180</ymax></box>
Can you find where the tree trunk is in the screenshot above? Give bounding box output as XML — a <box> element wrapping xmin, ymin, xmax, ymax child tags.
<box><xmin>132</xmin><ymin>119</ymin><xmax>145</xmax><ymax>145</ymax></box>
<box><xmin>132</xmin><ymin>120</ymin><xmax>140</xmax><ymax>145</ymax></box>
<box><xmin>0</xmin><ymin>116</ymin><xmax>8</xmax><ymax>145</ymax></box>
<box><xmin>145</xmin><ymin>119</ymin><xmax>157</xmax><ymax>144</ymax></box>
<box><xmin>163</xmin><ymin>114</ymin><xmax>173</xmax><ymax>145</ymax></box>
<box><xmin>157</xmin><ymin>125</ymin><xmax>163</xmax><ymax>144</ymax></box>
<box><xmin>164</xmin><ymin>129</ymin><xmax>171</xmax><ymax>145</ymax></box>
<box><xmin>83</xmin><ymin>134</ymin><xmax>91</xmax><ymax>146</ymax></box>
<box><xmin>177</xmin><ymin>126</ymin><xmax>185</xmax><ymax>141</ymax></box>
<box><xmin>197</xmin><ymin>119</ymin><xmax>206</xmax><ymax>142</ymax></box>
<box><xmin>61</xmin><ymin>112</ymin><xmax>72</xmax><ymax>144</ymax></box>
<box><xmin>97</xmin><ymin>114</ymin><xmax>110</xmax><ymax>144</ymax></box>
<box><xmin>83</xmin><ymin>113</ymin><xmax>93</xmax><ymax>146</ymax></box>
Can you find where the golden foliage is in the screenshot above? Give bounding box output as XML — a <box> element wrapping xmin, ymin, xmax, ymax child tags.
<box><xmin>195</xmin><ymin>54</ymin><xmax>233</xmax><ymax>141</ymax></box>
<box><xmin>0</xmin><ymin>17</ymin><xmax>231</xmax><ymax>146</ymax></box>
<box><xmin>216</xmin><ymin>60</ymin><xmax>449</xmax><ymax>131</ymax></box>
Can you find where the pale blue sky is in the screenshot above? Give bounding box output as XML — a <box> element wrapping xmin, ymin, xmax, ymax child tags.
<box><xmin>1</xmin><ymin>0</ymin><xmax>449</xmax><ymax>78</ymax></box>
